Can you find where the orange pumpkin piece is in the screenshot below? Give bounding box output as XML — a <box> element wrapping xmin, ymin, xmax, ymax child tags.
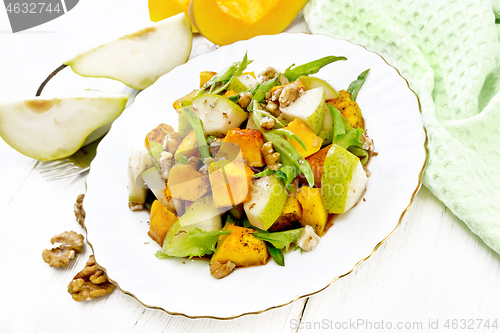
<box><xmin>168</xmin><ymin>164</ymin><xmax>210</xmax><ymax>201</ymax></box>
<box><xmin>144</xmin><ymin>123</ymin><xmax>174</xmax><ymax>149</ymax></box>
<box><xmin>221</xmin><ymin>128</ymin><xmax>265</xmax><ymax>167</ymax></box>
<box><xmin>200</xmin><ymin>71</ymin><xmax>217</xmax><ymax>88</ymax></box>
<box><xmin>223</xmin><ymin>90</ymin><xmax>238</xmax><ymax>98</ymax></box>
<box><xmin>327</xmin><ymin>90</ymin><xmax>364</xmax><ymax>129</ymax></box>
<box><xmin>210</xmin><ymin>223</ymin><xmax>269</xmax><ymax>267</ymax></box>
<box><xmin>209</xmin><ymin>159</ymin><xmax>254</xmax><ymax>207</ymax></box>
<box><xmin>189</xmin><ymin>0</ymin><xmax>309</xmax><ymax>46</ymax></box>
<box><xmin>173</xmin><ymin>89</ymin><xmax>197</xmax><ymax>111</ymax></box>
<box><xmin>148</xmin><ymin>0</ymin><xmax>198</xmax><ymax>32</ymax></box>
<box><xmin>283</xmin><ymin>118</ymin><xmax>323</xmax><ymax>158</ymax></box>
<box><xmin>148</xmin><ymin>200</ymin><xmax>178</xmax><ymax>246</ymax></box>
<box><xmin>305</xmin><ymin>145</ymin><xmax>332</xmax><ymax>187</ymax></box>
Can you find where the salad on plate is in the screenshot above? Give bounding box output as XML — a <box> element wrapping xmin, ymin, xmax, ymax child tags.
<box><xmin>126</xmin><ymin>53</ymin><xmax>374</xmax><ymax>279</ymax></box>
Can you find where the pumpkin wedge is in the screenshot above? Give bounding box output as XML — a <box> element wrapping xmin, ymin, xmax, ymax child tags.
<box><xmin>189</xmin><ymin>0</ymin><xmax>308</xmax><ymax>46</ymax></box>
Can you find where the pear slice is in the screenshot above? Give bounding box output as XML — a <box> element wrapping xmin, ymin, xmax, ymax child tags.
<box><xmin>279</xmin><ymin>87</ymin><xmax>325</xmax><ymax>135</ymax></box>
<box><xmin>321</xmin><ymin>145</ymin><xmax>368</xmax><ymax>214</ymax></box>
<box><xmin>243</xmin><ymin>174</ymin><xmax>287</xmax><ymax>231</ymax></box>
<box><xmin>227</xmin><ymin>74</ymin><xmax>258</xmax><ymax>92</ymax></box>
<box><xmin>0</xmin><ymin>91</ymin><xmax>128</xmax><ymax>161</ymax></box>
<box><xmin>65</xmin><ymin>13</ymin><xmax>193</xmax><ymax>90</ymax></box>
<box><xmin>299</xmin><ymin>75</ymin><xmax>339</xmax><ymax>100</ymax></box>
<box><xmin>191</xmin><ymin>94</ymin><xmax>248</xmax><ymax>136</ymax></box>
<box><xmin>319</xmin><ymin>104</ymin><xmax>334</xmax><ymax>144</ymax></box>
<box><xmin>179</xmin><ymin>195</ymin><xmax>223</xmax><ymax>227</ymax></box>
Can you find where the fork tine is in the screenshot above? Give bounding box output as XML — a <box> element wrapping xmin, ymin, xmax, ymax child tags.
<box><xmin>45</xmin><ymin>167</ymin><xmax>90</xmax><ymax>181</ymax></box>
<box><xmin>40</xmin><ymin>164</ymin><xmax>77</xmax><ymax>177</ymax></box>
<box><xmin>36</xmin><ymin>159</ymin><xmax>70</xmax><ymax>170</ymax></box>
<box><xmin>39</xmin><ymin>162</ymin><xmax>75</xmax><ymax>174</ymax></box>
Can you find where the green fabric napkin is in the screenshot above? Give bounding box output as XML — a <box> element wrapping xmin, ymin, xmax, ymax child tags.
<box><xmin>304</xmin><ymin>0</ymin><xmax>500</xmax><ymax>253</ymax></box>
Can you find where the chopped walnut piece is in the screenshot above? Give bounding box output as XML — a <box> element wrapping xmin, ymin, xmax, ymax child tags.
<box><xmin>279</xmin><ymin>81</ymin><xmax>299</xmax><ymax>108</ymax></box>
<box><xmin>74</xmin><ymin>194</ymin><xmax>85</xmax><ymax>227</ymax></box>
<box><xmin>265</xmin><ymin>101</ymin><xmax>278</xmax><ymax>114</ymax></box>
<box><xmin>210</xmin><ymin>260</ymin><xmax>236</xmax><ymax>279</ymax></box>
<box><xmin>163</xmin><ymin>132</ymin><xmax>180</xmax><ymax>154</ymax></box>
<box><xmin>187</xmin><ymin>156</ymin><xmax>203</xmax><ymax>170</ymax></box>
<box><xmin>128</xmin><ymin>202</ymin><xmax>144</xmax><ymax>211</ymax></box>
<box><xmin>237</xmin><ymin>92</ymin><xmax>253</xmax><ymax>109</ymax></box>
<box><xmin>258</xmin><ymin>66</ymin><xmax>279</xmax><ymax>82</ymax></box>
<box><xmin>260</xmin><ymin>116</ymin><xmax>275</xmax><ymax>130</ymax></box>
<box><xmin>68</xmin><ymin>255</ymin><xmax>115</xmax><ymax>302</ymax></box>
<box><xmin>261</xmin><ymin>141</ymin><xmax>281</xmax><ymax>171</ymax></box>
<box><xmin>159</xmin><ymin>151</ymin><xmax>174</xmax><ymax>179</ymax></box>
<box><xmin>42</xmin><ymin>231</ymin><xmax>84</xmax><ymax>268</ymax></box>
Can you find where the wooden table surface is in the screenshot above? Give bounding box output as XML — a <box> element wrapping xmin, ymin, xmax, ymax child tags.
<box><xmin>1</xmin><ymin>1</ymin><xmax>499</xmax><ymax>332</ymax></box>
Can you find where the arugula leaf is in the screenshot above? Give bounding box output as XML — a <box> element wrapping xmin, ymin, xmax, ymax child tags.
<box><xmin>252</xmin><ymin>109</ymin><xmax>314</xmax><ymax>188</ymax></box>
<box><xmin>347</xmin><ymin>69</ymin><xmax>370</xmax><ymax>101</ymax></box>
<box><xmin>336</xmin><ymin>127</ymin><xmax>364</xmax><ymax>150</ymax></box>
<box><xmin>328</xmin><ymin>104</ymin><xmax>365</xmax><ymax>151</ymax></box>
<box><xmin>196</xmin><ymin>52</ymin><xmax>252</xmax><ymax>96</ymax></box>
<box><xmin>266</xmin><ymin>242</ymin><xmax>284</xmax><ymax>266</ymax></box>
<box><xmin>283</xmin><ymin>56</ymin><xmax>347</xmax><ymax>82</ymax></box>
<box><xmin>348</xmin><ymin>146</ymin><xmax>370</xmax><ymax>166</ymax></box>
<box><xmin>252</xmin><ymin>105</ymin><xmax>286</xmax><ymax>128</ymax></box>
<box><xmin>184</xmin><ymin>105</ymin><xmax>211</xmax><ymax>159</ymax></box>
<box><xmin>247</xmin><ymin>77</ymin><xmax>280</xmax><ymax>112</ymax></box>
<box><xmin>252</xmin><ymin>168</ymin><xmax>275</xmax><ymax>178</ymax></box>
<box><xmin>155</xmin><ymin>228</ymin><xmax>231</xmax><ymax>259</ymax></box>
<box><xmin>253</xmin><ymin>228</ymin><xmax>304</xmax><ymax>252</ymax></box>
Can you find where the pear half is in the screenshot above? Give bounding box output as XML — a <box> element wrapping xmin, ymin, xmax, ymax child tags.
<box><xmin>0</xmin><ymin>91</ymin><xmax>128</xmax><ymax>161</ymax></box>
<box><xmin>65</xmin><ymin>13</ymin><xmax>193</xmax><ymax>90</ymax></box>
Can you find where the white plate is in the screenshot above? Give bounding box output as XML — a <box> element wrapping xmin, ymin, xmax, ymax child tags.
<box><xmin>84</xmin><ymin>33</ymin><xmax>426</xmax><ymax>319</ymax></box>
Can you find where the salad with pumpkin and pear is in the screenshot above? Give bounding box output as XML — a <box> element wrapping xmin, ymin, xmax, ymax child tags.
<box><xmin>127</xmin><ymin>53</ymin><xmax>374</xmax><ymax>279</ymax></box>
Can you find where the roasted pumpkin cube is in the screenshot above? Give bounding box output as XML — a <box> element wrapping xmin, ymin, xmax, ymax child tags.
<box><xmin>174</xmin><ymin>129</ymin><xmax>199</xmax><ymax>160</ymax></box>
<box><xmin>268</xmin><ymin>192</ymin><xmax>303</xmax><ymax>232</ymax></box>
<box><xmin>221</xmin><ymin>128</ymin><xmax>265</xmax><ymax>167</ymax></box>
<box><xmin>283</xmin><ymin>118</ymin><xmax>323</xmax><ymax>158</ymax></box>
<box><xmin>296</xmin><ymin>186</ymin><xmax>328</xmax><ymax>236</ymax></box>
<box><xmin>210</xmin><ymin>223</ymin><xmax>269</xmax><ymax>267</ymax></box>
<box><xmin>223</xmin><ymin>90</ymin><xmax>238</xmax><ymax>98</ymax></box>
<box><xmin>306</xmin><ymin>145</ymin><xmax>332</xmax><ymax>187</ymax></box>
<box><xmin>144</xmin><ymin>123</ymin><xmax>174</xmax><ymax>149</ymax></box>
<box><xmin>148</xmin><ymin>200</ymin><xmax>178</xmax><ymax>246</ymax></box>
<box><xmin>173</xmin><ymin>90</ymin><xmax>198</xmax><ymax>112</ymax></box>
<box><xmin>209</xmin><ymin>159</ymin><xmax>254</xmax><ymax>207</ymax></box>
<box><xmin>200</xmin><ymin>71</ymin><xmax>217</xmax><ymax>87</ymax></box>
<box><xmin>327</xmin><ymin>90</ymin><xmax>364</xmax><ymax>129</ymax></box>
<box><xmin>168</xmin><ymin>164</ymin><xmax>210</xmax><ymax>201</ymax></box>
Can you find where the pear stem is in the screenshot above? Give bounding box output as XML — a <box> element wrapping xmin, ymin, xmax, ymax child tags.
<box><xmin>35</xmin><ymin>64</ymin><xmax>68</xmax><ymax>97</ymax></box>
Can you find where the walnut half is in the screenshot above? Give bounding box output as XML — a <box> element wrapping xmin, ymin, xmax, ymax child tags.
<box><xmin>68</xmin><ymin>255</ymin><xmax>115</xmax><ymax>302</ymax></box>
<box><xmin>42</xmin><ymin>231</ymin><xmax>84</xmax><ymax>267</ymax></box>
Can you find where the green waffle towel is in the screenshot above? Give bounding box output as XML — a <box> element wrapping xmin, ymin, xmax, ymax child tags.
<box><xmin>304</xmin><ymin>0</ymin><xmax>500</xmax><ymax>253</ymax></box>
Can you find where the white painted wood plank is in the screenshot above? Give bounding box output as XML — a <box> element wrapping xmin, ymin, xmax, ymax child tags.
<box><xmin>297</xmin><ymin>187</ymin><xmax>500</xmax><ymax>333</ymax></box>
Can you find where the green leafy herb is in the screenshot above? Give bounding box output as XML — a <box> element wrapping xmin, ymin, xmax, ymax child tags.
<box><xmin>346</xmin><ymin>69</ymin><xmax>370</xmax><ymax>101</ymax></box>
<box><xmin>147</xmin><ymin>141</ymin><xmax>164</xmax><ymax>162</ymax></box>
<box><xmin>252</xmin><ymin>168</ymin><xmax>275</xmax><ymax>178</ymax></box>
<box><xmin>177</xmin><ymin>107</ymin><xmax>193</xmax><ymax>138</ymax></box>
<box><xmin>196</xmin><ymin>52</ymin><xmax>252</xmax><ymax>96</ymax></box>
<box><xmin>348</xmin><ymin>146</ymin><xmax>370</xmax><ymax>166</ymax></box>
<box><xmin>253</xmin><ymin>228</ymin><xmax>304</xmax><ymax>252</ymax></box>
<box><xmin>266</xmin><ymin>242</ymin><xmax>284</xmax><ymax>266</ymax></box>
<box><xmin>252</xmin><ymin>109</ymin><xmax>314</xmax><ymax>189</ymax></box>
<box><xmin>247</xmin><ymin>77</ymin><xmax>280</xmax><ymax>111</ymax></box>
<box><xmin>156</xmin><ymin>228</ymin><xmax>231</xmax><ymax>259</ymax></box>
<box><xmin>184</xmin><ymin>105</ymin><xmax>211</xmax><ymax>159</ymax></box>
<box><xmin>283</xmin><ymin>56</ymin><xmax>347</xmax><ymax>82</ymax></box>
<box><xmin>252</xmin><ymin>105</ymin><xmax>286</xmax><ymax>128</ymax></box>
<box><xmin>329</xmin><ymin>104</ymin><xmax>365</xmax><ymax>151</ymax></box>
